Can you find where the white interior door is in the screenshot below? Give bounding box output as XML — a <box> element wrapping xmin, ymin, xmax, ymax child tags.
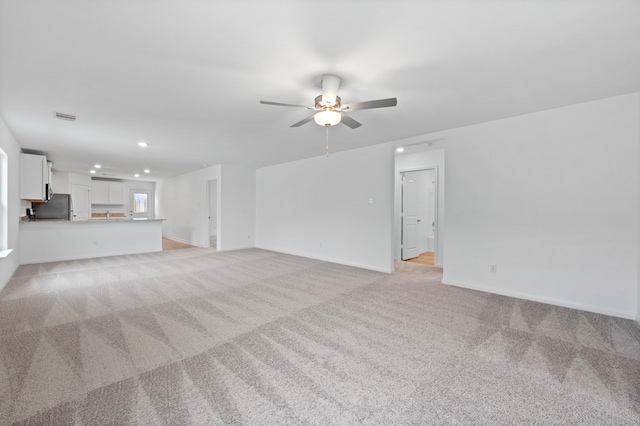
<box><xmin>129</xmin><ymin>189</ymin><xmax>152</xmax><ymax>219</ymax></box>
<box><xmin>71</xmin><ymin>183</ymin><xmax>89</xmax><ymax>220</ymax></box>
<box><xmin>402</xmin><ymin>172</ymin><xmax>419</xmax><ymax>260</ymax></box>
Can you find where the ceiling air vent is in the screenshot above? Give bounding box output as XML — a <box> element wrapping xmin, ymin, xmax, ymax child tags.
<box><xmin>54</xmin><ymin>111</ymin><xmax>76</xmax><ymax>121</ymax></box>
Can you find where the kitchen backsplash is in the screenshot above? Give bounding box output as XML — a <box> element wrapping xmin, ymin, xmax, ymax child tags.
<box><xmin>91</xmin><ymin>212</ymin><xmax>126</xmax><ymax>219</ymax></box>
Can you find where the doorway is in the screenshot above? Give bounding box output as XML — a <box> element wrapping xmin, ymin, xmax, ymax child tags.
<box><xmin>129</xmin><ymin>189</ymin><xmax>153</xmax><ymax>219</ymax></box>
<box><xmin>207</xmin><ymin>179</ymin><xmax>218</xmax><ymax>250</ymax></box>
<box><xmin>400</xmin><ymin>168</ymin><xmax>438</xmax><ymax>265</ymax></box>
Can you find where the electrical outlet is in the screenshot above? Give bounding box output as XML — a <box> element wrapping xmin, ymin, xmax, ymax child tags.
<box><xmin>490</xmin><ymin>264</ymin><xmax>497</xmax><ymax>273</ymax></box>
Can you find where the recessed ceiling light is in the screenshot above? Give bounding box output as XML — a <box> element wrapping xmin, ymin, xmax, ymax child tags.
<box><xmin>90</xmin><ymin>170</ymin><xmax>96</xmax><ymax>174</ymax></box>
<box><xmin>134</xmin><ymin>173</ymin><xmax>140</xmax><ymax>177</ymax></box>
<box><xmin>94</xmin><ymin>164</ymin><xmax>102</xmax><ymax>168</ymax></box>
<box><xmin>144</xmin><ymin>169</ymin><xmax>150</xmax><ymax>173</ymax></box>
<box><xmin>396</xmin><ymin>147</ymin><xmax>404</xmax><ymax>153</ymax></box>
<box><xmin>138</xmin><ymin>141</ymin><xmax>148</xmax><ymax>147</ymax></box>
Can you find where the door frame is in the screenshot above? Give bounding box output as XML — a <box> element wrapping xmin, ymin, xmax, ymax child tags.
<box><xmin>206</xmin><ymin>179</ymin><xmax>218</xmax><ymax>250</ymax></box>
<box><xmin>71</xmin><ymin>183</ymin><xmax>90</xmax><ymax>221</ymax></box>
<box><xmin>398</xmin><ymin>166</ymin><xmax>439</xmax><ymax>266</ymax></box>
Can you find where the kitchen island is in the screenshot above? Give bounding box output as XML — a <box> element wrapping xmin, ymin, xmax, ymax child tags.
<box><xmin>19</xmin><ymin>219</ymin><xmax>164</xmax><ymax>264</ymax></box>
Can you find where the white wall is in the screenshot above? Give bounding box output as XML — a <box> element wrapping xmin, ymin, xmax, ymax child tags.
<box><xmin>155</xmin><ymin>164</ymin><xmax>255</xmax><ymax>251</ymax></box>
<box><xmin>0</xmin><ymin>115</ymin><xmax>26</xmax><ymax>292</ymax></box>
<box><xmin>219</xmin><ymin>164</ymin><xmax>255</xmax><ymax>250</ymax></box>
<box><xmin>256</xmin><ymin>144</ymin><xmax>394</xmax><ymax>273</ymax></box>
<box><xmin>51</xmin><ymin>169</ymin><xmax>70</xmax><ymax>194</ymax></box>
<box><xmin>52</xmin><ymin>171</ymin><xmax>92</xmax><ymax>194</ymax></box>
<box><xmin>156</xmin><ymin>165</ymin><xmax>220</xmax><ymax>246</ymax></box>
<box><xmin>395</xmin><ymin>149</ymin><xmax>445</xmax><ymax>266</ymax></box>
<box><xmin>436</xmin><ymin>93</ymin><xmax>638</xmax><ymax>319</ymax></box>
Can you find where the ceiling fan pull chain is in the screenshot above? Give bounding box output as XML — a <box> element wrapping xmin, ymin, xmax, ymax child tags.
<box><xmin>325</xmin><ymin>125</ymin><xmax>330</xmax><ymax>157</ymax></box>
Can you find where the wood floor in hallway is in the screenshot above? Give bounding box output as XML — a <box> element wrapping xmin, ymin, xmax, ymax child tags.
<box><xmin>162</xmin><ymin>237</ymin><xmax>196</xmax><ymax>250</ymax></box>
<box><xmin>405</xmin><ymin>251</ymin><xmax>434</xmax><ymax>266</ymax></box>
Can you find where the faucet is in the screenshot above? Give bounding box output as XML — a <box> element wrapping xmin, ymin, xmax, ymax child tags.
<box><xmin>106</xmin><ymin>210</ymin><xmax>110</xmax><ymax>220</ymax></box>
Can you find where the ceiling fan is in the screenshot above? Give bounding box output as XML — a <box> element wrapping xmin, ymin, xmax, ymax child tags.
<box><xmin>260</xmin><ymin>74</ymin><xmax>397</xmax><ymax>129</ymax></box>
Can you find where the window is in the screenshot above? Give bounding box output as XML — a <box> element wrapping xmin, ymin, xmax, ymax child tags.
<box><xmin>132</xmin><ymin>192</ymin><xmax>148</xmax><ymax>213</ymax></box>
<box><xmin>130</xmin><ymin>189</ymin><xmax>153</xmax><ymax>220</ymax></box>
<box><xmin>0</xmin><ymin>147</ymin><xmax>7</xmax><ymax>252</ymax></box>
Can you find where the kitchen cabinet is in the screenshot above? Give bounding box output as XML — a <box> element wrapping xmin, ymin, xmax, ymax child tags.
<box><xmin>20</xmin><ymin>153</ymin><xmax>51</xmax><ymax>202</ymax></box>
<box><xmin>91</xmin><ymin>180</ymin><xmax>108</xmax><ymax>204</ymax></box>
<box><xmin>91</xmin><ymin>180</ymin><xmax>124</xmax><ymax>205</ymax></box>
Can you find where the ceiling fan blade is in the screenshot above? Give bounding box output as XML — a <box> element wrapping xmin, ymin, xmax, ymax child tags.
<box><xmin>321</xmin><ymin>74</ymin><xmax>340</xmax><ymax>106</ymax></box>
<box><xmin>260</xmin><ymin>100</ymin><xmax>314</xmax><ymax>109</ymax></box>
<box><xmin>340</xmin><ymin>113</ymin><xmax>362</xmax><ymax>129</ymax></box>
<box><xmin>342</xmin><ymin>97</ymin><xmax>397</xmax><ymax>111</ymax></box>
<box><xmin>290</xmin><ymin>114</ymin><xmax>316</xmax><ymax>127</ymax></box>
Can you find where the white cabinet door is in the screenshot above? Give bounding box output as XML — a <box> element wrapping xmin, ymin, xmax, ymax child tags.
<box><xmin>91</xmin><ymin>180</ymin><xmax>124</xmax><ymax>205</ymax></box>
<box><xmin>108</xmin><ymin>182</ymin><xmax>124</xmax><ymax>205</ymax></box>
<box><xmin>20</xmin><ymin>153</ymin><xmax>47</xmax><ymax>201</ymax></box>
<box><xmin>91</xmin><ymin>180</ymin><xmax>109</xmax><ymax>204</ymax></box>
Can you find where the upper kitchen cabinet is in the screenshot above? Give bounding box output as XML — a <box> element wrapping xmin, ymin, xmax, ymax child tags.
<box><xmin>91</xmin><ymin>179</ymin><xmax>124</xmax><ymax>205</ymax></box>
<box><xmin>20</xmin><ymin>153</ymin><xmax>52</xmax><ymax>202</ymax></box>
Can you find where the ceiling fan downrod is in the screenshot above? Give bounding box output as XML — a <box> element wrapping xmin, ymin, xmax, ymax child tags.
<box><xmin>325</xmin><ymin>124</ymin><xmax>330</xmax><ymax>157</ymax></box>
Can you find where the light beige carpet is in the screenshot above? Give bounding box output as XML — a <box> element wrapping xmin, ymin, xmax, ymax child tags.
<box><xmin>0</xmin><ymin>248</ymin><xmax>639</xmax><ymax>424</ymax></box>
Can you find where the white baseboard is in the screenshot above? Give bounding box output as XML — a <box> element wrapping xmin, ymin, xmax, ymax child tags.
<box><xmin>161</xmin><ymin>235</ymin><xmax>207</xmax><ymax>248</ymax></box>
<box><xmin>19</xmin><ymin>248</ymin><xmax>164</xmax><ymax>265</ymax></box>
<box><xmin>442</xmin><ymin>279</ymin><xmax>636</xmax><ymax>320</ymax></box>
<box><xmin>0</xmin><ymin>250</ymin><xmax>20</xmax><ymax>295</ymax></box>
<box><xmin>161</xmin><ymin>235</ymin><xmax>191</xmax><ymax>244</ymax></box>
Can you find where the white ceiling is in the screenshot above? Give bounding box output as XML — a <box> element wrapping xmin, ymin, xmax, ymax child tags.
<box><xmin>1</xmin><ymin>1</ymin><xmax>639</xmax><ymax>180</ymax></box>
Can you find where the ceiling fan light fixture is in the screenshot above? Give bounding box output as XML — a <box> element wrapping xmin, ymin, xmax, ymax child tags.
<box><xmin>314</xmin><ymin>110</ymin><xmax>341</xmax><ymax>127</ymax></box>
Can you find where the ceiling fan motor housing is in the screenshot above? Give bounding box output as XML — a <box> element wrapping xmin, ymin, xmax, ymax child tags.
<box><xmin>315</xmin><ymin>95</ymin><xmax>341</xmax><ymax>110</ymax></box>
<box><xmin>320</xmin><ymin>74</ymin><xmax>341</xmax><ymax>106</ymax></box>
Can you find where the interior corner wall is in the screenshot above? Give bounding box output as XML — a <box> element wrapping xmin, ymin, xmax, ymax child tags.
<box><xmin>439</xmin><ymin>93</ymin><xmax>639</xmax><ymax>319</ymax></box>
<box><xmin>255</xmin><ymin>144</ymin><xmax>395</xmax><ymax>273</ymax></box>
<box><xmin>638</xmin><ymin>92</ymin><xmax>640</xmax><ymax>324</ymax></box>
<box><xmin>0</xmin><ymin>115</ymin><xmax>22</xmax><ymax>292</ymax></box>
<box><xmin>394</xmin><ymin>148</ymin><xmax>445</xmax><ymax>266</ymax></box>
<box><xmin>156</xmin><ymin>165</ymin><xmax>221</xmax><ymax>247</ymax></box>
<box><xmin>155</xmin><ymin>164</ymin><xmax>255</xmax><ymax>251</ymax></box>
